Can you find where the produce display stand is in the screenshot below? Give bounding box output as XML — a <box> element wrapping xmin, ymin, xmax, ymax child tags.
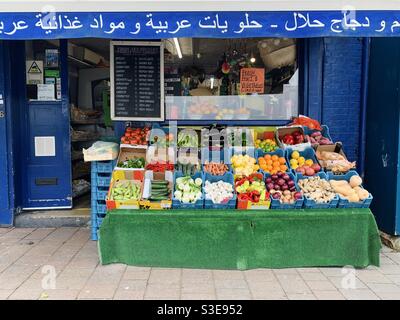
<box><xmin>98</xmin><ymin>208</ymin><xmax>381</xmax><ymax>270</ymax></box>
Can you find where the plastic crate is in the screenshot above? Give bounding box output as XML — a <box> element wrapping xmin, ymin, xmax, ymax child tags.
<box><xmin>91</xmin><ymin>160</ymin><xmax>117</xmax><ymax>173</ymax></box>
<box><xmin>327</xmin><ymin>171</ymin><xmax>373</xmax><ymax>208</ymax></box>
<box><xmin>172</xmin><ymin>171</ymin><xmax>204</xmax><ymax>209</ymax></box>
<box><xmin>91</xmin><ymin>172</ymin><xmax>112</xmax><ymax>187</ymax></box>
<box><xmin>96</xmin><ymin>213</ymin><xmax>106</xmax><ymax>227</ymax></box>
<box><xmin>265</xmin><ymin>172</ymin><xmax>304</xmax><ymax>209</ymax></box>
<box><xmin>91</xmin><ymin>199</ymin><xmax>107</xmax><ymax>214</ymax></box>
<box><xmin>203</xmin><ymin>172</ymin><xmax>236</xmax><ymax>209</ymax></box>
<box><xmin>286</xmin><ymin>146</ymin><xmax>320</xmax><ymax>173</ymax></box>
<box><xmin>297</xmin><ymin>172</ymin><xmax>339</xmax><ymax>209</ymax></box>
<box><xmin>91</xmin><ymin>186</ymin><xmax>109</xmax><ymax>201</ymax></box>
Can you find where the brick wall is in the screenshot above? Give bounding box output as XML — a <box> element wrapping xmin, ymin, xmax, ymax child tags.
<box><xmin>321</xmin><ymin>38</ymin><xmax>363</xmax><ymax>162</ymax></box>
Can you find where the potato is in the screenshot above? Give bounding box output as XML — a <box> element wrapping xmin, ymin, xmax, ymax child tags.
<box><xmin>357</xmin><ymin>188</ymin><xmax>370</xmax><ymax>201</ymax></box>
<box><xmin>349</xmin><ymin>175</ymin><xmax>363</xmax><ymax>188</ymax></box>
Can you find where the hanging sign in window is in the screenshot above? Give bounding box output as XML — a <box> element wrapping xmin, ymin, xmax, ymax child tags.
<box><xmin>240</xmin><ymin>68</ymin><xmax>265</xmax><ymax>94</ymax></box>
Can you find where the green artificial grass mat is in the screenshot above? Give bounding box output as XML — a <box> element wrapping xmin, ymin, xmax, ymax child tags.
<box><xmin>98</xmin><ymin>208</ymin><xmax>381</xmax><ymax>270</ymax></box>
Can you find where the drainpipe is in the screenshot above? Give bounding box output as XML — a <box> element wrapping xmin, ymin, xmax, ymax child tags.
<box><xmin>359</xmin><ymin>38</ymin><xmax>370</xmax><ymax>178</ymax></box>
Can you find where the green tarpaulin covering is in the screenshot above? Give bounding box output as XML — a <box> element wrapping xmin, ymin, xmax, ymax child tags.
<box><xmin>98</xmin><ymin>208</ymin><xmax>381</xmax><ymax>270</ymax></box>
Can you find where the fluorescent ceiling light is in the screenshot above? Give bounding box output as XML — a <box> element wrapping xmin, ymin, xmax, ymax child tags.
<box><xmin>173</xmin><ymin>37</ymin><xmax>182</xmax><ymax>59</ymax></box>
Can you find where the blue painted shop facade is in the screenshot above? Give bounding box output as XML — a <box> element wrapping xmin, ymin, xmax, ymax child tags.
<box><xmin>0</xmin><ymin>9</ymin><xmax>399</xmax><ymax>235</ymax></box>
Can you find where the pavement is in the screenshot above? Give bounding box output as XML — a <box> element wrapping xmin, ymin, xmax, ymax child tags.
<box><xmin>1</xmin><ymin>227</ymin><xmax>400</xmax><ymax>300</ymax></box>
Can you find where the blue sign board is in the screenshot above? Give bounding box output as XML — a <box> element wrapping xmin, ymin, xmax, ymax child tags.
<box><xmin>0</xmin><ymin>11</ymin><xmax>399</xmax><ymax>39</ymax></box>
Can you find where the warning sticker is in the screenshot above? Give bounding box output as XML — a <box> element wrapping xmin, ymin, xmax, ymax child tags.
<box><xmin>26</xmin><ymin>60</ymin><xmax>43</xmax><ymax>84</ymax></box>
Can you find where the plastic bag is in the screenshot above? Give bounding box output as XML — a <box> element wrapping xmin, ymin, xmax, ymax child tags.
<box><xmin>290</xmin><ymin>115</ymin><xmax>322</xmax><ymax>131</ymax></box>
<box><xmin>83</xmin><ymin>141</ymin><xmax>119</xmax><ymax>162</ymax></box>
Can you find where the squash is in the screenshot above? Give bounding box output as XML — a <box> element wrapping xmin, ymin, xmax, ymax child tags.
<box><xmin>357</xmin><ymin>188</ymin><xmax>370</xmax><ymax>201</ymax></box>
<box><xmin>346</xmin><ymin>192</ymin><xmax>360</xmax><ymax>203</ymax></box>
<box><xmin>349</xmin><ymin>175</ymin><xmax>363</xmax><ymax>188</ymax></box>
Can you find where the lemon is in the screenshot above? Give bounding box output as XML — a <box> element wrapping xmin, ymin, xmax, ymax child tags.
<box><xmin>305</xmin><ymin>159</ymin><xmax>314</xmax><ymax>166</ymax></box>
<box><xmin>298</xmin><ymin>156</ymin><xmax>305</xmax><ymax>164</ymax></box>
<box><xmin>292</xmin><ymin>151</ymin><xmax>300</xmax><ymax>159</ymax></box>
<box><xmin>290</xmin><ymin>159</ymin><xmax>298</xmax><ymax>166</ymax></box>
<box><xmin>291</xmin><ymin>164</ymin><xmax>298</xmax><ymax>170</ymax></box>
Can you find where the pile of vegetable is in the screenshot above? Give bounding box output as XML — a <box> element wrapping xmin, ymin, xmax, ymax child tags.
<box><xmin>177</xmin><ymin>131</ymin><xmax>199</xmax><ymax>147</ymax></box>
<box><xmin>176</xmin><ymin>157</ymin><xmax>200</xmax><ymax>175</ymax></box>
<box><xmin>255</xmin><ymin>138</ymin><xmax>278</xmax><ymax>153</ymax></box>
<box><xmin>150</xmin><ymin>133</ymin><xmax>175</xmax><ymax>147</ymax></box>
<box><xmin>235</xmin><ymin>174</ymin><xmax>268</xmax><ymax>203</ymax></box>
<box><xmin>145</xmin><ymin>161</ymin><xmax>174</xmax><ymax>172</ymax></box>
<box><xmin>265</xmin><ymin>172</ymin><xmax>302</xmax><ymax>204</ymax></box>
<box><xmin>174</xmin><ymin>176</ymin><xmax>203</xmax><ymax>204</ymax></box>
<box><xmin>203</xmin><ymin>162</ymin><xmax>229</xmax><ymax>176</ymax></box>
<box><xmin>258</xmin><ymin>154</ymin><xmax>287</xmax><ymax>174</ymax></box>
<box><xmin>298</xmin><ymin>176</ymin><xmax>336</xmax><ymax>204</ymax></box>
<box><xmin>290</xmin><ymin>150</ymin><xmax>321</xmax><ymax>176</ymax></box>
<box><xmin>231</xmin><ymin>154</ymin><xmax>259</xmax><ymax>176</ymax></box>
<box><xmin>117</xmin><ymin>157</ymin><xmax>145</xmax><ymax>169</ymax></box>
<box><xmin>110</xmin><ymin>181</ymin><xmax>141</xmax><ymax>200</ymax></box>
<box><xmin>316</xmin><ymin>150</ymin><xmax>356</xmax><ymax>174</ymax></box>
<box><xmin>120</xmin><ymin>127</ymin><xmax>149</xmax><ymax>145</ymax></box>
<box><xmin>204</xmin><ymin>180</ymin><xmax>234</xmax><ymax>204</ymax></box>
<box><xmin>306</xmin><ymin>131</ymin><xmax>333</xmax><ymax>146</ymax></box>
<box><xmin>149</xmin><ymin>180</ymin><xmax>171</xmax><ymax>201</ymax></box>
<box><xmin>280</xmin><ymin>130</ymin><xmax>305</xmax><ymax>145</ymax></box>
<box><xmin>228</xmin><ymin>130</ymin><xmax>252</xmax><ymax>147</ymax></box>
<box><xmin>330</xmin><ymin>175</ymin><xmax>370</xmax><ymax>203</ymax></box>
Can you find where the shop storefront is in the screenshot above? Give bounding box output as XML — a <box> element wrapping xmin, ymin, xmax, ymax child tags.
<box><xmin>0</xmin><ymin>1</ymin><xmax>399</xmax><ymax>269</ymax></box>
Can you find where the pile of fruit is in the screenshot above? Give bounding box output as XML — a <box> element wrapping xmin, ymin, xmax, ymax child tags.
<box><xmin>120</xmin><ymin>127</ymin><xmax>149</xmax><ymax>145</ymax></box>
<box><xmin>149</xmin><ymin>180</ymin><xmax>171</xmax><ymax>201</ymax></box>
<box><xmin>203</xmin><ymin>162</ymin><xmax>229</xmax><ymax>176</ymax></box>
<box><xmin>330</xmin><ymin>175</ymin><xmax>370</xmax><ymax>203</ymax></box>
<box><xmin>289</xmin><ymin>150</ymin><xmax>321</xmax><ymax>176</ymax></box>
<box><xmin>255</xmin><ymin>139</ymin><xmax>278</xmax><ymax>153</ymax></box>
<box><xmin>117</xmin><ymin>157</ymin><xmax>145</xmax><ymax>169</ymax></box>
<box><xmin>235</xmin><ymin>174</ymin><xmax>268</xmax><ymax>203</ymax></box>
<box><xmin>298</xmin><ymin>176</ymin><xmax>336</xmax><ymax>204</ymax></box>
<box><xmin>110</xmin><ymin>181</ymin><xmax>141</xmax><ymax>201</ymax></box>
<box><xmin>174</xmin><ymin>176</ymin><xmax>203</xmax><ymax>204</ymax></box>
<box><xmin>280</xmin><ymin>130</ymin><xmax>305</xmax><ymax>145</ymax></box>
<box><xmin>145</xmin><ymin>161</ymin><xmax>174</xmax><ymax>172</ymax></box>
<box><xmin>258</xmin><ymin>154</ymin><xmax>287</xmax><ymax>174</ymax></box>
<box><xmin>231</xmin><ymin>154</ymin><xmax>259</xmax><ymax>176</ymax></box>
<box><xmin>265</xmin><ymin>173</ymin><xmax>302</xmax><ymax>204</ymax></box>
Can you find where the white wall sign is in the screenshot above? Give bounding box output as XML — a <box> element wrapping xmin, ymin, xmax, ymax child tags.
<box><xmin>34</xmin><ymin>136</ymin><xmax>56</xmax><ymax>157</ymax></box>
<box><xmin>37</xmin><ymin>84</ymin><xmax>55</xmax><ymax>101</ymax></box>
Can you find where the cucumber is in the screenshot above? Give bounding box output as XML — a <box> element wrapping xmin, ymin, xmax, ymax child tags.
<box><xmin>152</xmin><ymin>180</ymin><xmax>169</xmax><ymax>184</ymax></box>
<box><xmin>149</xmin><ymin>196</ymin><xmax>169</xmax><ymax>201</ymax></box>
<box><xmin>151</xmin><ymin>191</ymin><xmax>170</xmax><ymax>197</ymax></box>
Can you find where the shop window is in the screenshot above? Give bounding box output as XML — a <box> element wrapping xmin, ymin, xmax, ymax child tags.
<box><xmin>25</xmin><ymin>40</ymin><xmax>61</xmax><ymax>101</ymax></box>
<box><xmin>164</xmin><ymin>38</ymin><xmax>298</xmax><ymax>121</ymax></box>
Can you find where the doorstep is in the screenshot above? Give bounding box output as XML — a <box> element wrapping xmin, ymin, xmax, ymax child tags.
<box><xmin>14</xmin><ymin>208</ymin><xmax>90</xmax><ymax>228</ymax></box>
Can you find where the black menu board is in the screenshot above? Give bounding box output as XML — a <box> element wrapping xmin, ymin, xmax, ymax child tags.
<box><xmin>111</xmin><ymin>41</ymin><xmax>164</xmax><ymax>121</ymax></box>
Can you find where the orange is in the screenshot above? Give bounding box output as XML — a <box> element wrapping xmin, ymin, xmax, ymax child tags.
<box><xmin>267</xmin><ymin>165</ymin><xmax>273</xmax><ymax>171</ymax></box>
<box><xmin>259</xmin><ymin>158</ymin><xmax>266</xmax><ymax>166</ymax></box>
<box><xmin>273</xmin><ymin>161</ymin><xmax>280</xmax><ymax>168</ymax></box>
<box><xmin>264</xmin><ymin>154</ymin><xmax>271</xmax><ymax>160</ymax></box>
<box><xmin>258</xmin><ymin>157</ymin><xmax>264</xmax><ymax>163</ymax></box>
<box><xmin>266</xmin><ymin>159</ymin><xmax>273</xmax><ymax>166</ymax></box>
<box><xmin>271</xmin><ymin>155</ymin><xmax>278</xmax><ymax>161</ymax></box>
<box><xmin>280</xmin><ymin>165</ymin><xmax>288</xmax><ymax>171</ymax></box>
<box><xmin>279</xmin><ymin>157</ymin><xmax>286</xmax><ymax>164</ymax></box>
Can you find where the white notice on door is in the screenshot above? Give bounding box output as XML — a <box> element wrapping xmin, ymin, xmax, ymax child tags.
<box><xmin>34</xmin><ymin>136</ymin><xmax>56</xmax><ymax>157</ymax></box>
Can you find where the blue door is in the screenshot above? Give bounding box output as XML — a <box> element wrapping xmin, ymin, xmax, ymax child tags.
<box><xmin>21</xmin><ymin>40</ymin><xmax>72</xmax><ymax>210</ymax></box>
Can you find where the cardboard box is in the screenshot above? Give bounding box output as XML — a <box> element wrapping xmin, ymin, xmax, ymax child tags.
<box><xmin>140</xmin><ymin>171</ymin><xmax>173</xmax><ymax>209</ymax></box>
<box><xmin>276</xmin><ymin>126</ymin><xmax>311</xmax><ymax>151</ymax></box>
<box><xmin>315</xmin><ymin>142</ymin><xmax>355</xmax><ymax>172</ymax></box>
<box><xmin>106</xmin><ymin>170</ymin><xmax>145</xmax><ymax>210</ymax></box>
<box><xmin>115</xmin><ymin>146</ymin><xmax>147</xmax><ymax>171</ymax></box>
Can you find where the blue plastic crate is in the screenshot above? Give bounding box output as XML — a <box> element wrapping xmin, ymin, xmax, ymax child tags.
<box><xmin>96</xmin><ymin>213</ymin><xmax>106</xmax><ymax>227</ymax></box>
<box><xmin>297</xmin><ymin>172</ymin><xmax>339</xmax><ymax>209</ymax></box>
<box><xmin>327</xmin><ymin>171</ymin><xmax>373</xmax><ymax>208</ymax></box>
<box><xmin>91</xmin><ymin>160</ymin><xmax>117</xmax><ymax>173</ymax></box>
<box><xmin>203</xmin><ymin>172</ymin><xmax>236</xmax><ymax>209</ymax></box>
<box><xmin>91</xmin><ymin>172</ymin><xmax>112</xmax><ymax>187</ymax></box>
<box><xmin>172</xmin><ymin>171</ymin><xmax>204</xmax><ymax>209</ymax></box>
<box><xmin>91</xmin><ymin>186</ymin><xmax>109</xmax><ymax>201</ymax></box>
<box><xmin>303</xmin><ymin>125</ymin><xmax>333</xmax><ymax>145</ymax></box>
<box><xmin>91</xmin><ymin>199</ymin><xmax>107</xmax><ymax>214</ymax></box>
<box><xmin>265</xmin><ymin>172</ymin><xmax>304</xmax><ymax>209</ymax></box>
